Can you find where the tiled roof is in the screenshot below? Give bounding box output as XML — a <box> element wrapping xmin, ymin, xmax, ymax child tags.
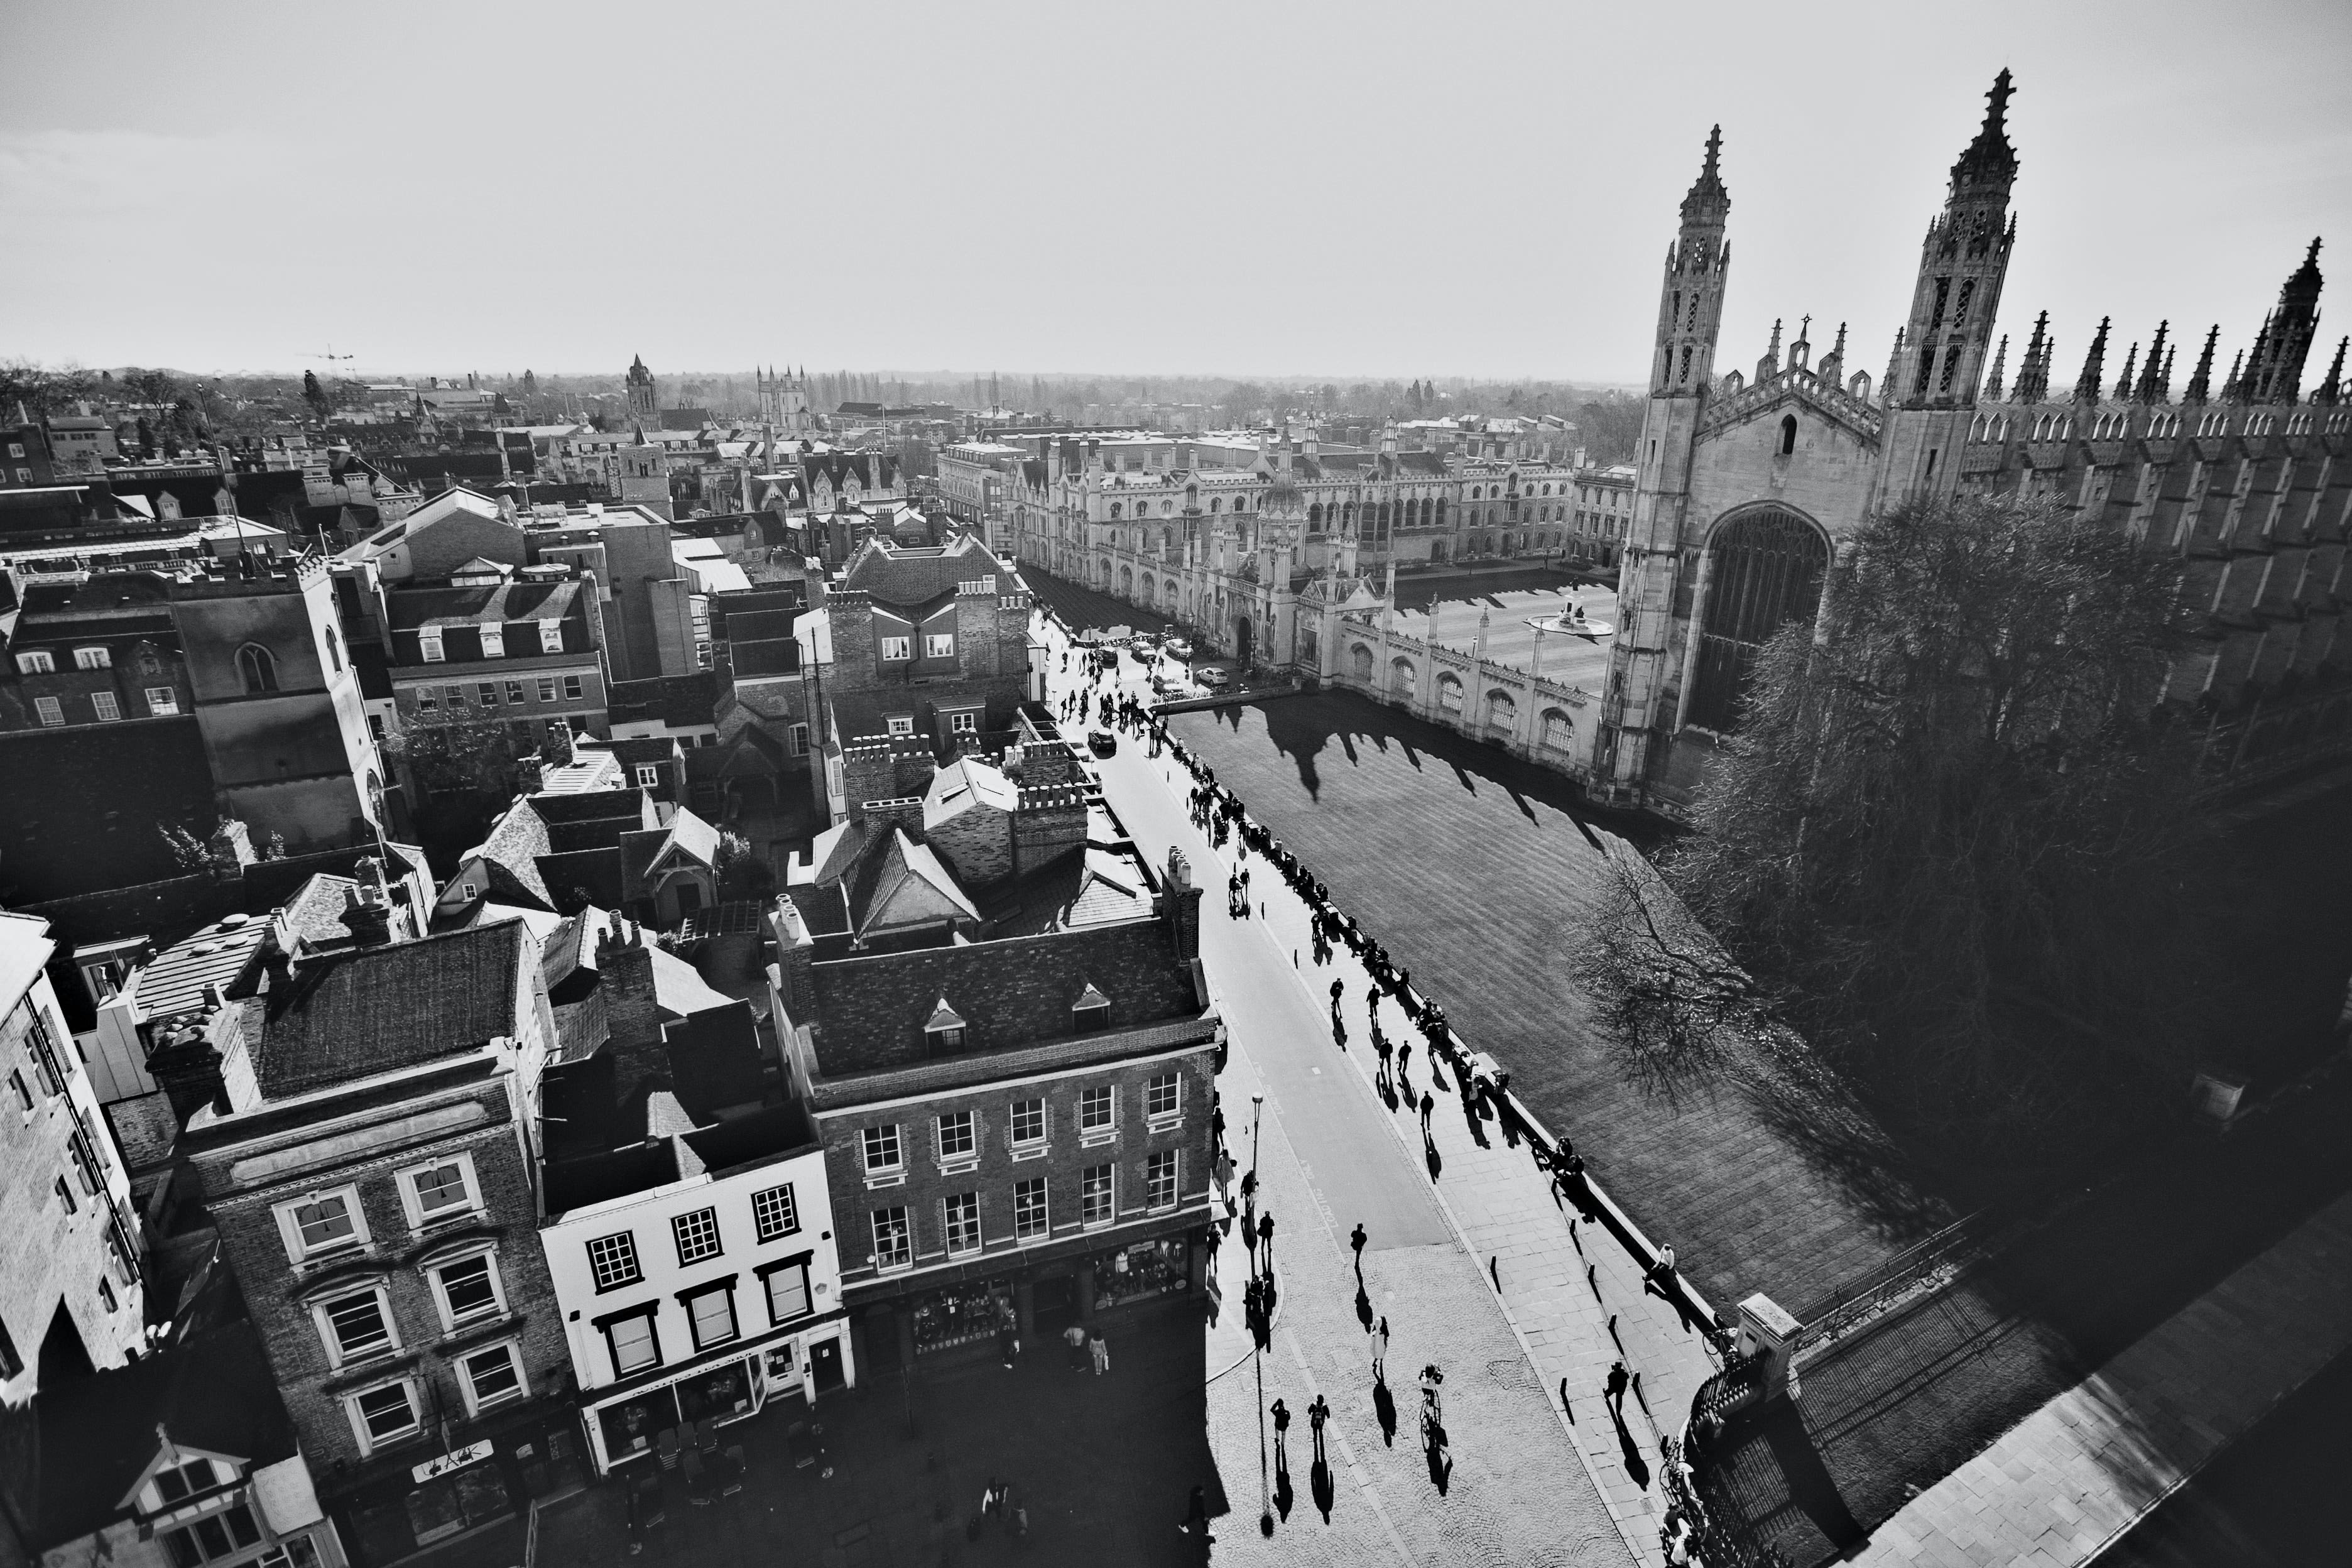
<box><xmin>386</xmin><ymin>577</ymin><xmax>581</xmax><ymax>628</ymax></box>
<box><xmin>808</xmin><ymin>913</ymin><xmax>1200</xmax><ymax>1075</ymax></box>
<box><xmin>841</xmin><ymin>532</ymin><xmax>1021</xmax><ymax>606</ymax></box>
<box><xmin>248</xmin><ymin>920</ymin><xmax>526</xmax><ymax>1097</ymax></box>
<box><xmin>606</xmin><ymin>672</ymin><xmax>719</xmax><ymax>729</ymax></box>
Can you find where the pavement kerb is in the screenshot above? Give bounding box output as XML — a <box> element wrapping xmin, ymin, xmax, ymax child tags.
<box><xmin>1158</xmin><ymin>722</ymin><xmax>1669</xmax><ymax>1568</ymax></box>
<box><xmin>1206</xmin><ymin>1256</ymin><xmax>1285</xmax><ymax>1386</ymax></box>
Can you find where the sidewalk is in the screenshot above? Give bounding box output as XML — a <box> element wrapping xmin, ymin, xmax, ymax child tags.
<box><xmin>1052</xmin><ymin>621</ymin><xmax>1714</xmax><ymax>1564</ymax></box>
<box><xmin>1848</xmin><ymin>1184</ymin><xmax>2352</xmax><ymax>1566</ymax></box>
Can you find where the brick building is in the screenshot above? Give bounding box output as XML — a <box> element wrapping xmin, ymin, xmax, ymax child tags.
<box><xmin>767</xmin><ymin>798</ymin><xmax>1217</xmax><ymax>1371</ymax></box>
<box><xmin>177</xmin><ymin>917</ymin><xmax>582</xmax><ymax>1566</ymax></box>
<box><xmin>0</xmin><ymin>913</ymin><xmax>146</xmax><ymax>1400</ymax></box>
<box><xmin>805</xmin><ymin>531</ymin><xmax>1037</xmax><ymax>825</ymax></box>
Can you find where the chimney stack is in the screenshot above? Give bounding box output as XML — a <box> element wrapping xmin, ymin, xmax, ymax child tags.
<box><xmin>340</xmin><ymin>878</ymin><xmax>393</xmax><ymax>949</ymax></box>
<box><xmin>1163</xmin><ymin>848</ymin><xmax>1202</xmax><ymax>962</ymax></box>
<box><xmin>207</xmin><ymin>819</ymin><xmax>255</xmax><ymax>883</ymax></box>
<box><xmin>597</xmin><ymin>918</ymin><xmax>667</xmax><ymax>1102</ymax></box>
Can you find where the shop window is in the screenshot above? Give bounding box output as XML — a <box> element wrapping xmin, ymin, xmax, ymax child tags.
<box><xmin>459</xmin><ymin>1342</ymin><xmax>525</xmax><ymax>1413</ymax></box>
<box><xmin>672</xmin><ymin>1206</ymin><xmax>723</xmax><ymax>1265</ymax></box>
<box><xmin>1146</xmin><ymin>1150</ymin><xmax>1179</xmax><ymax>1211</ymax></box>
<box><xmin>1010</xmin><ymin>1097</ymin><xmax>1047</xmax><ymax>1150</ymax></box>
<box><xmin>1013</xmin><ymin>1178</ymin><xmax>1049</xmax><ymax>1241</ymax></box>
<box><xmin>1145</xmin><ymin>1072</ymin><xmax>1181</xmax><ymax>1121</ymax></box>
<box><xmin>943</xmin><ymin>1192</ymin><xmax>982</xmax><ymax>1255</ymax></box>
<box><xmin>427</xmin><ymin>1251</ymin><xmax>504</xmax><ymax>1330</ymax></box>
<box><xmin>400</xmin><ymin>1155</ymin><xmax>479</xmax><ymax>1226</ymax></box>
<box><xmin>348</xmin><ymin>1380</ymin><xmax>421</xmax><ymax>1452</ymax></box>
<box><xmin>1082</xmin><ymin>1165</ymin><xmax>1114</xmax><ymax>1228</ymax></box>
<box><xmin>599</xmin><ymin>1307</ymin><xmax>660</xmax><ymax>1376</ymax></box>
<box><xmin>315</xmin><ymin>1285</ymin><xmax>396</xmax><ymax>1364</ymax></box>
<box><xmin>872</xmin><ymin>1207</ymin><xmax>912</xmax><ymax>1270</ymax></box>
<box><xmin>276</xmin><ymin>1187</ymin><xmax>366</xmax><ymax>1261</ymax></box>
<box><xmin>160</xmin><ymin>1503</ymin><xmax>263</xmax><ymax>1567</ymax></box>
<box><xmin>587</xmin><ymin>1230</ymin><xmax>642</xmax><ymax>1291</ymax></box>
<box><xmin>751</xmin><ymin>1182</ymin><xmax>798</xmax><ymax>1243</ymax></box>
<box><xmin>761</xmin><ymin>1260</ymin><xmax>812</xmax><ymax>1322</ymax></box>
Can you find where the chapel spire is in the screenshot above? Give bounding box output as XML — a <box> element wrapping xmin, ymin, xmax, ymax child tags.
<box><xmin>2072</xmin><ymin>316</ymin><xmax>2111</xmax><ymax>403</ymax></box>
<box><xmin>2184</xmin><ymin>324</ymin><xmax>2220</xmax><ymax>403</ymax></box>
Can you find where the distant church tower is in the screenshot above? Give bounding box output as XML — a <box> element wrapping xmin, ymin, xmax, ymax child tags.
<box><xmin>625</xmin><ymin>354</ymin><xmax>658</xmax><ymax>428</ymax></box>
<box><xmin>1597</xmin><ymin>127</ymin><xmax>1731</xmax><ymax>796</ymax></box>
<box><xmin>1877</xmin><ymin>70</ymin><xmax>2018</xmax><ymax>500</ymax></box>
<box><xmin>756</xmin><ymin>364</ymin><xmax>814</xmax><ymax>437</ymax></box>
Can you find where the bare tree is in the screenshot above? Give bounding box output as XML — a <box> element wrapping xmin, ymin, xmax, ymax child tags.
<box><xmin>1577</xmin><ymin>493</ymin><xmax>2222</xmax><ymax>1177</ymax></box>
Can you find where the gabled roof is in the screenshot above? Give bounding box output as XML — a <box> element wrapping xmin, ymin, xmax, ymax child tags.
<box><xmin>841</xmin><ymin>531</ymin><xmax>1023</xmax><ymax>606</ymax></box>
<box><xmin>849</xmin><ymin>827</ymin><xmax>980</xmax><ymax>938</ymax></box>
<box><xmin>246</xmin><ymin>920</ymin><xmax>526</xmax><ymax>1097</ymax></box>
<box><xmin>923</xmin><ymin>757</ymin><xmax>1016</xmax><ymax>833</ymax></box>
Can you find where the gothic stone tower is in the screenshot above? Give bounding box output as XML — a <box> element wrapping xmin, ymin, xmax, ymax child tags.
<box><xmin>1876</xmin><ymin>70</ymin><xmax>2019</xmax><ymax>501</ymax></box>
<box><xmin>2235</xmin><ymin>239</ymin><xmax>2324</xmax><ymax>404</ymax></box>
<box><xmin>625</xmin><ymin>353</ymin><xmax>658</xmax><ymax>429</ymax></box>
<box><xmin>1596</xmin><ymin>128</ymin><xmax>1731</xmax><ymax>797</ymax></box>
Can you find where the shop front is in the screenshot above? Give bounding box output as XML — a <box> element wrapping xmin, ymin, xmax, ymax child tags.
<box><xmin>909</xmin><ymin>1276</ymin><xmax>1016</xmax><ymax>1356</ymax></box>
<box><xmin>1085</xmin><ymin>1236</ymin><xmax>1190</xmax><ymax>1312</ymax></box>
<box><xmin>337</xmin><ymin>1406</ymin><xmax>581</xmax><ymax>1568</ymax></box>
<box><xmin>585</xmin><ymin>1314</ymin><xmax>852</xmax><ymax>1474</ymax></box>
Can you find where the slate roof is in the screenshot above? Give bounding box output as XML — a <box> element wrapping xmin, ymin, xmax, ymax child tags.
<box><xmin>20</xmin><ymin>1322</ymin><xmax>295</xmax><ymax>1552</ymax></box>
<box><xmin>841</xmin><ymin>531</ymin><xmax>1021</xmax><ymax>606</ymax></box>
<box><xmin>807</xmin><ymin>913</ymin><xmax>1203</xmax><ymax>1075</ymax></box>
<box><xmin>606</xmin><ymin>672</ymin><xmax>719</xmax><ymax>729</ymax></box>
<box><xmin>386</xmin><ymin>577</ymin><xmax>582</xmax><ymax>629</ymax></box>
<box><xmin>247</xmin><ymin>920</ymin><xmax>525</xmax><ymax>1097</ymax></box>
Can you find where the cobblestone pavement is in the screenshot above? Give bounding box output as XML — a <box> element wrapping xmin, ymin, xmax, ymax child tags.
<box><xmin>1848</xmin><ymin>1185</ymin><xmax>2352</xmax><ymax>1567</ymax></box>
<box><xmin>1052</xmin><ymin>623</ymin><xmax>1718</xmax><ymax>1564</ymax></box>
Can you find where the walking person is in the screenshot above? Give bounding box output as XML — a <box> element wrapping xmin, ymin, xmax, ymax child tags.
<box><xmin>1350</xmin><ymin>1222</ymin><xmax>1368</xmax><ymax>1273</ymax></box>
<box><xmin>1397</xmin><ymin>1038</ymin><xmax>1413</xmax><ymax>1079</ymax></box>
<box><xmin>1606</xmin><ymin>1359</ymin><xmax>1630</xmax><ymax>1412</ymax></box>
<box><xmin>1270</xmin><ymin>1397</ymin><xmax>1291</xmax><ymax>1462</ymax></box>
<box><xmin>1371</xmin><ymin>1315</ymin><xmax>1390</xmax><ymax>1380</ymax></box>
<box><xmin>1089</xmin><ymin>1329</ymin><xmax>1109</xmax><ymax>1376</ymax></box>
<box><xmin>1308</xmin><ymin>1393</ymin><xmax>1331</xmax><ymax>1464</ymax></box>
<box><xmin>1419</xmin><ymin>1089</ymin><xmax>1435</xmax><ymax>1134</ymax></box>
<box><xmin>1178</xmin><ymin>1483</ymin><xmax>1209</xmax><ymax>1537</ymax></box>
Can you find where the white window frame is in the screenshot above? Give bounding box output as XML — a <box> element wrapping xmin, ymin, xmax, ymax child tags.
<box><xmin>924</xmin><ymin>633</ymin><xmax>956</xmax><ymax>659</ymax></box>
<box><xmin>456</xmin><ymin>1340</ymin><xmax>527</xmax><ymax>1415</ymax></box>
<box><xmin>1145</xmin><ymin>1149</ymin><xmax>1180</xmax><ymax>1212</ymax></box>
<box><xmin>948</xmin><ymin>709</ymin><xmax>979</xmax><ymax>734</ymax></box>
<box><xmin>477</xmin><ymin>681</ymin><xmax>499</xmax><ymax>707</ymax></box>
<box><xmin>33</xmin><ymin>696</ymin><xmax>62</xmax><ymax>727</ymax></box>
<box><xmin>885</xmin><ymin>714</ymin><xmax>915</xmax><ymax>736</ymax></box>
<box><xmin>73</xmin><ymin>646</ymin><xmax>110</xmax><ymax>670</ymax></box>
<box><xmin>310</xmin><ymin>1282</ymin><xmax>399</xmax><ymax>1367</ymax></box>
<box><xmin>345</xmin><ymin>1378</ymin><xmax>422</xmax><ymax>1454</ymax></box>
<box><xmin>862</xmin><ymin>1122</ymin><xmax>903</xmax><ymax>1175</ymax></box>
<box><xmin>788</xmin><ymin>722</ymin><xmax>810</xmax><ymax>756</ymax></box>
<box><xmin>1078</xmin><ymin>1084</ymin><xmax>1116</xmax><ymax>1143</ymax></box>
<box><xmin>145</xmin><ymin>686</ymin><xmax>180</xmax><ymax>716</ymax></box>
<box><xmin>423</xmin><ymin>1244</ymin><xmax>508</xmax><ymax>1332</ymax></box>
<box><xmin>1145</xmin><ymin>1071</ymin><xmax>1182</xmax><ymax>1123</ymax></box>
<box><xmin>878</xmin><ymin>636</ymin><xmax>912</xmax><ymax>662</ymax></box>
<box><xmin>943</xmin><ymin>1191</ymin><xmax>982</xmax><ymax>1255</ymax></box>
<box><xmin>562</xmin><ymin>673</ymin><xmax>583</xmax><ymax>701</ymax></box>
<box><xmin>396</xmin><ymin>1152</ymin><xmax>482</xmax><ymax>1229</ymax></box>
<box><xmin>937</xmin><ymin>1109</ymin><xmax>977</xmax><ymax>1165</ymax></box>
<box><xmin>90</xmin><ymin>691</ymin><xmax>121</xmax><ymax>722</ymax></box>
<box><xmin>477</xmin><ymin>626</ymin><xmax>505</xmax><ymax>658</ymax></box>
<box><xmin>1013</xmin><ymin>1177</ymin><xmax>1050</xmax><ymax>1242</ymax></box>
<box><xmin>415</xmin><ymin>688</ymin><xmax>437</xmax><ymax>712</ymax></box>
<box><xmin>539</xmin><ymin>620</ymin><xmax>564</xmax><ymax>653</ymax></box>
<box><xmin>751</xmin><ymin>1182</ymin><xmax>798</xmax><ymax>1243</ymax></box>
<box><xmin>274</xmin><ymin>1185</ymin><xmax>370</xmax><ymax>1263</ymax></box>
<box><xmin>871</xmin><ymin>1206</ymin><xmax>912</xmax><ymax>1271</ymax></box>
<box><xmin>418</xmin><ymin>628</ymin><xmax>444</xmax><ymax>663</ymax></box>
<box><xmin>1081</xmin><ymin>1163</ymin><xmax>1115</xmax><ymax>1228</ymax></box>
<box><xmin>538</xmin><ymin>677</ymin><xmax>557</xmax><ymax>702</ymax></box>
<box><xmin>1010</xmin><ymin>1096</ymin><xmax>1047</xmax><ymax>1156</ymax></box>
<box><xmin>634</xmin><ymin>763</ymin><xmax>662</xmax><ymax>788</ymax></box>
<box><xmin>15</xmin><ymin>650</ymin><xmax>55</xmax><ymax>675</ymax></box>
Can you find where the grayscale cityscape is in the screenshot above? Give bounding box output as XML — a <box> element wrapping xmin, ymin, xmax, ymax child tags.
<box><xmin>2</xmin><ymin>3</ymin><xmax>2348</xmax><ymax>1565</ymax></box>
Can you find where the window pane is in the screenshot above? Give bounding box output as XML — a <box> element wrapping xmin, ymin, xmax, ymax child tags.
<box><xmin>944</xmin><ymin>1192</ymin><xmax>981</xmax><ymax>1253</ymax></box>
<box><xmin>325</xmin><ymin>1293</ymin><xmax>391</xmax><ymax>1357</ymax></box>
<box><xmin>412</xmin><ymin>1162</ymin><xmax>470</xmax><ymax>1216</ymax></box>
<box><xmin>194</xmin><ymin>1517</ymin><xmax>232</xmax><ymax>1559</ymax></box>
<box><xmin>672</xmin><ymin>1207</ymin><xmax>722</xmax><ymax>1264</ymax></box>
<box><xmin>862</xmin><ymin>1124</ymin><xmax>901</xmax><ymax>1170</ymax></box>
<box><xmin>163</xmin><ymin>1528</ymin><xmax>204</xmax><ymax>1568</ymax></box>
<box><xmin>1147</xmin><ymin>1150</ymin><xmax>1179</xmax><ymax>1209</ymax></box>
<box><xmin>224</xmin><ymin>1506</ymin><xmax>261</xmax><ymax>1549</ymax></box>
<box><xmin>752</xmin><ymin>1184</ymin><xmax>798</xmax><ymax>1242</ymax></box>
<box><xmin>765</xmin><ymin>1265</ymin><xmax>810</xmax><ymax>1322</ymax></box>
<box><xmin>872</xmin><ymin>1207</ymin><xmax>910</xmax><ymax>1268</ymax></box>
<box><xmin>295</xmin><ymin>1195</ymin><xmax>355</xmax><ymax>1250</ymax></box>
<box><xmin>438</xmin><ymin>1256</ymin><xmax>499</xmax><ymax>1321</ymax></box>
<box><xmin>356</xmin><ymin>1384</ymin><xmax>415</xmax><ymax>1440</ymax></box>
<box><xmin>1014</xmin><ymin>1178</ymin><xmax>1048</xmax><ymax>1238</ymax></box>
<box><xmin>1082</xmin><ymin>1165</ymin><xmax>1114</xmax><ymax>1225</ymax></box>
<box><xmin>1011</xmin><ymin>1099</ymin><xmax>1045</xmax><ymax>1143</ymax></box>
<box><xmin>465</xmin><ymin>1346</ymin><xmax>522</xmax><ymax>1407</ymax></box>
<box><xmin>937</xmin><ymin>1111</ymin><xmax>974</xmax><ymax>1158</ymax></box>
<box><xmin>587</xmin><ymin>1232</ymin><xmax>640</xmax><ymax>1289</ymax></box>
<box><xmin>1146</xmin><ymin>1073</ymin><xmax>1179</xmax><ymax>1118</ymax></box>
<box><xmin>609</xmin><ymin>1314</ymin><xmax>658</xmax><ymax>1374</ymax></box>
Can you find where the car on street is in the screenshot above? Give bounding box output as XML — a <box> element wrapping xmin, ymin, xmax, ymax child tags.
<box><xmin>1162</xmin><ymin>638</ymin><xmax>1192</xmax><ymax>660</ymax></box>
<box><xmin>1087</xmin><ymin>727</ymin><xmax>1118</xmax><ymax>757</ymax></box>
<box><xmin>1196</xmin><ymin>667</ymin><xmax>1230</xmax><ymax>690</ymax></box>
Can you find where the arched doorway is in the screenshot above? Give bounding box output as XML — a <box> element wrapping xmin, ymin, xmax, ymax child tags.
<box><xmin>1350</xmin><ymin>644</ymin><xmax>1375</xmax><ymax>682</ymax></box>
<box><xmin>1233</xmin><ymin>614</ymin><xmax>1255</xmax><ymax>669</ymax></box>
<box><xmin>1685</xmin><ymin>506</ymin><xmax>1830</xmax><ymax>732</ymax></box>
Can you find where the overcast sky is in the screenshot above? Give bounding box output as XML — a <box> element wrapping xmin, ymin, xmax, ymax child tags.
<box><xmin>3</xmin><ymin>0</ymin><xmax>2347</xmax><ymax>388</ymax></box>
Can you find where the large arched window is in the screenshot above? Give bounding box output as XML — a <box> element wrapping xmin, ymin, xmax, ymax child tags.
<box><xmin>1436</xmin><ymin>674</ymin><xmax>1464</xmax><ymax>714</ymax></box>
<box><xmin>1685</xmin><ymin>508</ymin><xmax>1829</xmax><ymax>733</ymax></box>
<box><xmin>1305</xmin><ymin>503</ymin><xmax>1320</xmax><ymax>525</ymax></box>
<box><xmin>236</xmin><ymin>643</ymin><xmax>278</xmax><ymax>694</ymax></box>
<box><xmin>1540</xmin><ymin>709</ymin><xmax>1574</xmax><ymax>751</ymax></box>
<box><xmin>1351</xmin><ymin>645</ymin><xmax>1374</xmax><ymax>682</ymax></box>
<box><xmin>324</xmin><ymin>624</ymin><xmax>343</xmax><ymax>673</ymax></box>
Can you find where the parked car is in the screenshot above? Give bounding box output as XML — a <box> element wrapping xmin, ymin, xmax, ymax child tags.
<box><xmin>1163</xmin><ymin>638</ymin><xmax>1193</xmax><ymax>660</ymax></box>
<box><xmin>1087</xmin><ymin>728</ymin><xmax>1118</xmax><ymax>756</ymax></box>
<box><xmin>1197</xmin><ymin>667</ymin><xmax>1231</xmax><ymax>690</ymax></box>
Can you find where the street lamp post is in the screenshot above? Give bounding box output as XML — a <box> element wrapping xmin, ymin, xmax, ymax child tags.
<box><xmin>1250</xmin><ymin>1092</ymin><xmax>1264</xmax><ymax>1278</ymax></box>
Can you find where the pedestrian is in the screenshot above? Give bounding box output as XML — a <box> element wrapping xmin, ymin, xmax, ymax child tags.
<box><xmin>1350</xmin><ymin>1222</ymin><xmax>1367</xmax><ymax>1268</ymax></box>
<box><xmin>1089</xmin><ymin>1329</ymin><xmax>1109</xmax><ymax>1376</ymax></box>
<box><xmin>1419</xmin><ymin>1089</ymin><xmax>1435</xmax><ymax>1133</ymax></box>
<box><xmin>1258</xmin><ymin>1212</ymin><xmax>1273</xmax><ymax>1262</ymax></box>
<box><xmin>1655</xmin><ymin>1243</ymin><xmax>1678</xmax><ymax>1285</ymax></box>
<box><xmin>983</xmin><ymin>1476</ymin><xmax>1003</xmax><ymax>1518</ymax></box>
<box><xmin>1308</xmin><ymin>1393</ymin><xmax>1330</xmax><ymax>1459</ymax></box>
<box><xmin>1606</xmin><ymin>1359</ymin><xmax>1630</xmax><ymax>1410</ymax></box>
<box><xmin>1063</xmin><ymin>1321</ymin><xmax>1089</xmax><ymax>1370</ymax></box>
<box><xmin>1270</xmin><ymin>1396</ymin><xmax>1290</xmax><ymax>1457</ymax></box>
<box><xmin>1375</xmin><ymin>1030</ymin><xmax>1393</xmax><ymax>1080</ymax></box>
<box><xmin>1398</xmin><ymin>1039</ymin><xmax>1413</xmax><ymax>1077</ymax></box>
<box><xmin>999</xmin><ymin>1323</ymin><xmax>1020</xmax><ymax>1370</ymax></box>
<box><xmin>1179</xmin><ymin>1483</ymin><xmax>1209</xmax><ymax>1536</ymax></box>
<box><xmin>1371</xmin><ymin>1314</ymin><xmax>1390</xmax><ymax>1380</ymax></box>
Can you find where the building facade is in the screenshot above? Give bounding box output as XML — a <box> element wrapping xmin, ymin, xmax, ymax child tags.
<box><xmin>1592</xmin><ymin>76</ymin><xmax>2352</xmax><ymax>815</ymax></box>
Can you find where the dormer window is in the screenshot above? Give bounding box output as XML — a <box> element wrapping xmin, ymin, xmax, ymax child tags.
<box><xmin>418</xmin><ymin>628</ymin><xmax>445</xmax><ymax>663</ymax></box>
<box><xmin>1072</xmin><ymin>982</ymin><xmax>1110</xmax><ymax>1033</ymax></box>
<box><xmin>74</xmin><ymin>646</ymin><xmax>111</xmax><ymax>670</ymax></box>
<box><xmin>924</xmin><ymin>998</ymin><xmax>967</xmax><ymax>1055</ymax></box>
<box><xmin>478</xmin><ymin>625</ymin><xmax>505</xmax><ymax>658</ymax></box>
<box><xmin>538</xmin><ymin>619</ymin><xmax>564</xmax><ymax>653</ymax></box>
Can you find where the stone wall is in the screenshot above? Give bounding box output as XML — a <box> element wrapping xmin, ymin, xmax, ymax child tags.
<box><xmin>1319</xmin><ymin>610</ymin><xmax>1603</xmax><ymax>783</ymax></box>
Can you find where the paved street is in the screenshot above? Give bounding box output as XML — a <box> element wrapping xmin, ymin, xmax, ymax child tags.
<box><xmin>1048</xmin><ymin>623</ymin><xmax>1722</xmax><ymax>1564</ymax></box>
